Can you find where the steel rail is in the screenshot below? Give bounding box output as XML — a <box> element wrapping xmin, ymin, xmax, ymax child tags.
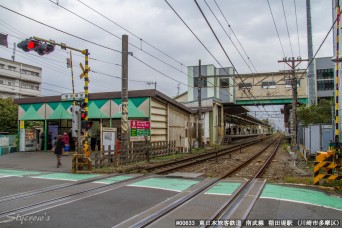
<box><xmin>206</xmin><ymin>136</ymin><xmax>282</xmax><ymax>226</ymax></box>
<box><xmin>0</xmin><ymin>173</ymin><xmax>122</xmax><ymax>204</ymax></box>
<box><xmin>0</xmin><ymin>174</ymin><xmax>148</xmax><ymax>218</ymax></box>
<box><xmin>127</xmin><ymin>135</ymin><xmax>281</xmax><ymax>227</ymax></box>
<box><xmin>145</xmin><ymin>136</ymin><xmax>271</xmax><ymax>174</ymax></box>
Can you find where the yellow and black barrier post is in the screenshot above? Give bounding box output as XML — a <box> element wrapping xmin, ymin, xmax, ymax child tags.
<box><xmin>314</xmin><ymin>151</ymin><xmax>342</xmax><ymax>185</ymax></box>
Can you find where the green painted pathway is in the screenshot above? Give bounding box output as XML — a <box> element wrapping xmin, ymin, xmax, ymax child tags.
<box><xmin>0</xmin><ymin>169</ymin><xmax>43</xmax><ymax>177</ymax></box>
<box><xmin>93</xmin><ymin>175</ymin><xmax>133</xmax><ymax>184</ymax></box>
<box><xmin>31</xmin><ymin>173</ymin><xmax>101</xmax><ymax>181</ymax></box>
<box><xmin>128</xmin><ymin>177</ymin><xmax>199</xmax><ymax>192</ymax></box>
<box><xmin>260</xmin><ymin>184</ymin><xmax>342</xmax><ymax>211</ymax></box>
<box><xmin>205</xmin><ymin>182</ymin><xmax>241</xmax><ymax>195</ymax></box>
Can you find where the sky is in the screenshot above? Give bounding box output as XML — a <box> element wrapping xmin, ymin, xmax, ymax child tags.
<box><xmin>0</xmin><ymin>0</ymin><xmax>335</xmax><ymax>129</ymax></box>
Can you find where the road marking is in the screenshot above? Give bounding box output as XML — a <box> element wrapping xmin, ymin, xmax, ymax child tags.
<box><xmin>0</xmin><ymin>175</ymin><xmax>10</xmax><ymax>179</ymax></box>
<box><xmin>205</xmin><ymin>182</ymin><xmax>241</xmax><ymax>195</ymax></box>
<box><xmin>0</xmin><ymin>169</ymin><xmax>42</xmax><ymax>177</ymax></box>
<box><xmin>31</xmin><ymin>173</ymin><xmax>101</xmax><ymax>181</ymax></box>
<box><xmin>260</xmin><ymin>184</ymin><xmax>342</xmax><ymax>211</ymax></box>
<box><xmin>93</xmin><ymin>175</ymin><xmax>133</xmax><ymax>184</ymax></box>
<box><xmin>128</xmin><ymin>177</ymin><xmax>199</xmax><ymax>192</ymax></box>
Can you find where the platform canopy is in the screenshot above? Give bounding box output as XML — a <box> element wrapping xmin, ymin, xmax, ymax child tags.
<box><xmin>223</xmin><ymin>104</ymin><xmax>269</xmax><ymax>126</ymax></box>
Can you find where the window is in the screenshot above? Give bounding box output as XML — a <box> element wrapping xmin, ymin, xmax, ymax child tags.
<box><xmin>0</xmin><ymin>80</ymin><xmax>3</xmax><ymax>84</ymax></box>
<box><xmin>220</xmin><ymin>78</ymin><xmax>229</xmax><ymax>88</ymax></box>
<box><xmin>261</xmin><ymin>81</ymin><xmax>276</xmax><ymax>89</ymax></box>
<box><xmin>7</xmin><ymin>66</ymin><xmax>16</xmax><ymax>71</ymax></box>
<box><xmin>285</xmin><ymin>79</ymin><xmax>301</xmax><ymax>88</ymax></box>
<box><xmin>317</xmin><ymin>69</ymin><xmax>333</xmax><ymax>79</ymax></box>
<box><xmin>238</xmin><ymin>82</ymin><xmax>252</xmax><ymax>90</ymax></box>
<box><xmin>194</xmin><ymin>77</ymin><xmax>207</xmax><ymax>87</ymax></box>
<box><xmin>0</xmin><ymin>64</ymin><xmax>5</xmax><ymax>69</ymax></box>
<box><xmin>317</xmin><ymin>80</ymin><xmax>334</xmax><ymax>91</ymax></box>
<box><xmin>7</xmin><ymin>81</ymin><xmax>14</xmax><ymax>86</ymax></box>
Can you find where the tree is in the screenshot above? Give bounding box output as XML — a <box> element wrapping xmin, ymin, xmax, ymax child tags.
<box><xmin>296</xmin><ymin>99</ymin><xmax>332</xmax><ymax>125</ymax></box>
<box><xmin>0</xmin><ymin>98</ymin><xmax>18</xmax><ymax>134</ymax></box>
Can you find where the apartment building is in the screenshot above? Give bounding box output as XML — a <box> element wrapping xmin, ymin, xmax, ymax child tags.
<box><xmin>0</xmin><ymin>57</ymin><xmax>41</xmax><ymax>98</ymax></box>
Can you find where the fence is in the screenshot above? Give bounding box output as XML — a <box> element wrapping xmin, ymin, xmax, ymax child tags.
<box><xmin>0</xmin><ymin>134</ymin><xmax>17</xmax><ymax>156</ymax></box>
<box><xmin>91</xmin><ymin>141</ymin><xmax>177</xmax><ymax>168</ymax></box>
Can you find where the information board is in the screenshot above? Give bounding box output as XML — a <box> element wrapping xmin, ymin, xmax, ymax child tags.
<box><xmin>130</xmin><ymin>120</ymin><xmax>150</xmax><ymax>141</ymax></box>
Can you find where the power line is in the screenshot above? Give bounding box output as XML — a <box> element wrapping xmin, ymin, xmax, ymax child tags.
<box><xmin>90</xmin><ymin>69</ymin><xmax>150</xmax><ymax>83</ymax></box>
<box><xmin>51</xmin><ymin>0</ymin><xmax>231</xmax><ymax>98</ymax></box>
<box><xmin>164</xmin><ymin>0</ymin><xmax>234</xmax><ymax>90</ymax></box>
<box><xmin>49</xmin><ymin>0</ymin><xmax>201</xmax><ymax>87</ymax></box>
<box><xmin>213</xmin><ymin>0</ymin><xmax>259</xmax><ymax>74</ymax></box>
<box><xmin>192</xmin><ymin>0</ymin><xmax>273</xmax><ymax>117</ymax></box>
<box><xmin>131</xmin><ymin>55</ymin><xmax>189</xmax><ymax>88</ymax></box>
<box><xmin>298</xmin><ymin>8</ymin><xmax>341</xmax><ymax>82</ymax></box>
<box><xmin>267</xmin><ymin>0</ymin><xmax>286</xmax><ymax>57</ymax></box>
<box><xmin>0</xmin><ymin>45</ymin><xmax>115</xmax><ymax>92</ymax></box>
<box><xmin>281</xmin><ymin>0</ymin><xmax>294</xmax><ymax>57</ymax></box>
<box><xmin>75</xmin><ymin>0</ymin><xmax>186</xmax><ymax>68</ymax></box>
<box><xmin>0</xmin><ymin>4</ymin><xmax>121</xmax><ymax>53</ymax></box>
<box><xmin>293</xmin><ymin>0</ymin><xmax>301</xmax><ymax>57</ymax></box>
<box><xmin>203</xmin><ymin>0</ymin><xmax>254</xmax><ymax>74</ymax></box>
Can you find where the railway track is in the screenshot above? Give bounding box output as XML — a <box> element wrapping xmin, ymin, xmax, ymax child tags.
<box><xmin>0</xmin><ymin>135</ymin><xmax>281</xmax><ymax>226</ymax></box>
<box><xmin>0</xmin><ymin>174</ymin><xmax>149</xmax><ymax>222</ymax></box>
<box><xmin>0</xmin><ymin>136</ymin><xmax>267</xmax><ymax>205</ymax></box>
<box><xmin>144</xmin><ymin>136</ymin><xmax>270</xmax><ymax>174</ymax></box>
<box><xmin>115</xmin><ymin>135</ymin><xmax>282</xmax><ymax>227</ymax></box>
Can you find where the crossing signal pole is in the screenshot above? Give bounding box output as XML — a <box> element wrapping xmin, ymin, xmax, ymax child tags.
<box><xmin>278</xmin><ymin>57</ymin><xmax>308</xmax><ymax>149</ymax></box>
<box><xmin>17</xmin><ymin>36</ymin><xmax>92</xmax><ymax>171</ymax></box>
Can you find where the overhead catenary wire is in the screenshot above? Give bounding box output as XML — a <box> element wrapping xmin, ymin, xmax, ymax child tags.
<box><xmin>267</xmin><ymin>0</ymin><xmax>286</xmax><ymax>57</ymax></box>
<box><xmin>281</xmin><ymin>0</ymin><xmax>294</xmax><ymax>57</ymax></box>
<box><xmin>297</xmin><ymin>8</ymin><xmax>341</xmax><ymax>82</ymax></box>
<box><xmin>293</xmin><ymin>0</ymin><xmax>301</xmax><ymax>57</ymax></box>
<box><xmin>203</xmin><ymin>0</ymin><xmax>254</xmax><ymax>74</ymax></box>
<box><xmin>213</xmin><ymin>0</ymin><xmax>259</xmax><ymax>74</ymax></box>
<box><xmin>192</xmin><ymin>0</ymin><xmax>272</xmax><ymax>116</ymax></box>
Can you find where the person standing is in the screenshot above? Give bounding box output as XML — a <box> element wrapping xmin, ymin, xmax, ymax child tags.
<box><xmin>54</xmin><ymin>135</ymin><xmax>65</xmax><ymax>168</ymax></box>
<box><xmin>63</xmin><ymin>132</ymin><xmax>69</xmax><ymax>146</ymax></box>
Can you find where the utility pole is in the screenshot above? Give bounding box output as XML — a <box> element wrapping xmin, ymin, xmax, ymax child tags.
<box><xmin>198</xmin><ymin>59</ymin><xmax>202</xmax><ymax>148</ymax></box>
<box><xmin>11</xmin><ymin>42</ymin><xmax>16</xmax><ymax>61</ymax></box>
<box><xmin>278</xmin><ymin>57</ymin><xmax>308</xmax><ymax>149</ymax></box>
<box><xmin>147</xmin><ymin>81</ymin><xmax>156</xmax><ymax>90</ymax></box>
<box><xmin>121</xmin><ymin>35</ymin><xmax>129</xmax><ymax>159</ymax></box>
<box><xmin>306</xmin><ymin>0</ymin><xmax>316</xmax><ymax>105</ymax></box>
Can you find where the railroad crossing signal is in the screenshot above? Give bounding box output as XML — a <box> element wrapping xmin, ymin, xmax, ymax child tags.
<box><xmin>82</xmin><ymin>121</ymin><xmax>93</xmax><ymax>130</ymax></box>
<box><xmin>70</xmin><ymin>105</ymin><xmax>80</xmax><ymax>138</ymax></box>
<box><xmin>17</xmin><ymin>38</ymin><xmax>55</xmax><ymax>55</ymax></box>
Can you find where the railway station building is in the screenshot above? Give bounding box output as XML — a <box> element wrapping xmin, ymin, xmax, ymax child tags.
<box><xmin>14</xmin><ymin>89</ymin><xmax>194</xmax><ymax>153</ymax></box>
<box><xmin>174</xmin><ymin>64</ymin><xmax>271</xmax><ymax>146</ymax></box>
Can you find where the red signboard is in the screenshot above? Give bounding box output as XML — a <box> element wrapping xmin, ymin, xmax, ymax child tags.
<box><xmin>130</xmin><ymin>120</ymin><xmax>150</xmax><ymax>129</ymax></box>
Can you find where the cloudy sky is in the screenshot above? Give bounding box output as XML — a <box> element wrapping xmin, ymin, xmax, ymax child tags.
<box><xmin>0</xmin><ymin>0</ymin><xmax>335</xmax><ymax>127</ymax></box>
